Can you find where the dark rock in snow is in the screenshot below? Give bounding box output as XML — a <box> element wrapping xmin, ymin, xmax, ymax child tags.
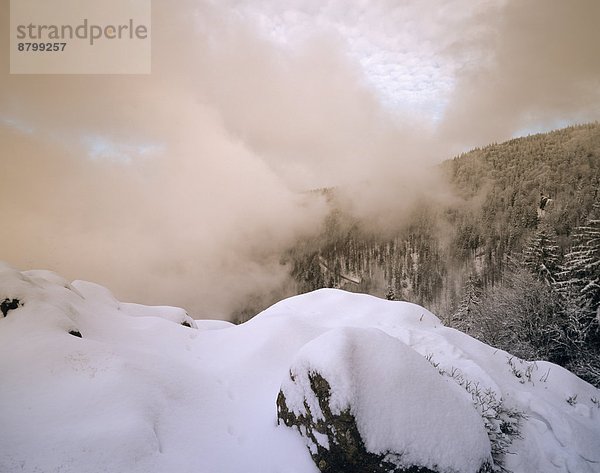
<box><xmin>69</xmin><ymin>330</ymin><xmax>82</xmax><ymax>338</ymax></box>
<box><xmin>277</xmin><ymin>372</ymin><xmax>438</xmax><ymax>473</ymax></box>
<box><xmin>277</xmin><ymin>370</ymin><xmax>492</xmax><ymax>473</ymax></box>
<box><xmin>1</xmin><ymin>298</ymin><xmax>20</xmax><ymax>317</ymax></box>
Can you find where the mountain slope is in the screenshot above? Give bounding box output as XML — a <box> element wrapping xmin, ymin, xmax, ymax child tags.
<box><xmin>285</xmin><ymin>123</ymin><xmax>600</xmax><ymax>314</ymax></box>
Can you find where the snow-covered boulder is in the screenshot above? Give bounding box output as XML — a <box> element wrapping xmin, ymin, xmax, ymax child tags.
<box><xmin>277</xmin><ymin>327</ymin><xmax>492</xmax><ymax>473</ymax></box>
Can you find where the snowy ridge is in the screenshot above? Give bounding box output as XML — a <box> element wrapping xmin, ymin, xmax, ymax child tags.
<box><xmin>0</xmin><ymin>262</ymin><xmax>599</xmax><ymax>473</ymax></box>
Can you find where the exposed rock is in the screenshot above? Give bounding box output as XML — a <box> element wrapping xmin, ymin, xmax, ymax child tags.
<box><xmin>277</xmin><ymin>372</ymin><xmax>439</xmax><ymax>473</ymax></box>
<box><xmin>69</xmin><ymin>330</ymin><xmax>82</xmax><ymax>338</ymax></box>
<box><xmin>1</xmin><ymin>298</ymin><xmax>20</xmax><ymax>317</ymax></box>
<box><xmin>276</xmin><ymin>328</ymin><xmax>493</xmax><ymax>473</ymax></box>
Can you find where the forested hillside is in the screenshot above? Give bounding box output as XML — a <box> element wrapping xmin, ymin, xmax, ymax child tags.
<box><xmin>284</xmin><ymin>122</ymin><xmax>600</xmax><ymax>385</ymax></box>
<box><xmin>444</xmin><ymin>122</ymin><xmax>600</xmax><ymax>281</ymax></box>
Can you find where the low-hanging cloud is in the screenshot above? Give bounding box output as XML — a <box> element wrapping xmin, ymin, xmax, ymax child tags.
<box><xmin>438</xmin><ymin>0</ymin><xmax>600</xmax><ymax>151</ymax></box>
<box><xmin>0</xmin><ymin>0</ymin><xmax>335</xmax><ymax>317</ymax></box>
<box><xmin>1</xmin><ymin>0</ymin><xmax>599</xmax><ymax>318</ymax></box>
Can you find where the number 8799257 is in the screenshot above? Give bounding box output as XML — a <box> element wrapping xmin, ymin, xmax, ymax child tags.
<box><xmin>17</xmin><ymin>42</ymin><xmax>66</xmax><ymax>52</ymax></box>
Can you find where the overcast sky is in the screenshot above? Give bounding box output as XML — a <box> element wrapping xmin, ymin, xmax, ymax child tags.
<box><xmin>1</xmin><ymin>0</ymin><xmax>599</xmax><ymax>317</ymax></box>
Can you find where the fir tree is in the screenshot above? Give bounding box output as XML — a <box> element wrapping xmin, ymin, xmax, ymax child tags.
<box><xmin>451</xmin><ymin>276</ymin><xmax>482</xmax><ymax>334</ymax></box>
<box><xmin>522</xmin><ymin>224</ymin><xmax>561</xmax><ymax>285</ymax></box>
<box><xmin>556</xmin><ymin>203</ymin><xmax>600</xmax><ymax>324</ymax></box>
<box><xmin>553</xmin><ymin>203</ymin><xmax>600</xmax><ymax>384</ymax></box>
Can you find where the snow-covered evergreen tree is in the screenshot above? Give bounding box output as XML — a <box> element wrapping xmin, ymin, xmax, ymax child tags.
<box><xmin>553</xmin><ymin>203</ymin><xmax>600</xmax><ymax>384</ymax></box>
<box><xmin>522</xmin><ymin>224</ymin><xmax>561</xmax><ymax>285</ymax></box>
<box><xmin>451</xmin><ymin>276</ymin><xmax>482</xmax><ymax>333</ymax></box>
<box><xmin>556</xmin><ymin>203</ymin><xmax>600</xmax><ymax>325</ymax></box>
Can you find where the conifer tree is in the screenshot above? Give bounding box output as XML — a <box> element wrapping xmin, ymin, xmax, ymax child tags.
<box><xmin>553</xmin><ymin>203</ymin><xmax>600</xmax><ymax>384</ymax></box>
<box><xmin>522</xmin><ymin>224</ymin><xmax>561</xmax><ymax>285</ymax></box>
<box><xmin>556</xmin><ymin>203</ymin><xmax>600</xmax><ymax>324</ymax></box>
<box><xmin>451</xmin><ymin>276</ymin><xmax>482</xmax><ymax>334</ymax></box>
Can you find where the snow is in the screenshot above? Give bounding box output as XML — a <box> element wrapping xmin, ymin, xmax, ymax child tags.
<box><xmin>120</xmin><ymin>301</ymin><xmax>197</xmax><ymax>328</ymax></box>
<box><xmin>1</xmin><ymin>262</ymin><xmax>599</xmax><ymax>473</ymax></box>
<box><xmin>280</xmin><ymin>327</ymin><xmax>492</xmax><ymax>472</ymax></box>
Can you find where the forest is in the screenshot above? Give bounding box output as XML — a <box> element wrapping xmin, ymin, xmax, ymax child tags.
<box><xmin>284</xmin><ymin>122</ymin><xmax>600</xmax><ymax>386</ymax></box>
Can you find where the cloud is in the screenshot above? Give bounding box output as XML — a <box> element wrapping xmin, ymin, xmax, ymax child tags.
<box><xmin>0</xmin><ymin>0</ymin><xmax>598</xmax><ymax>318</ymax></box>
<box><xmin>0</xmin><ymin>0</ymin><xmax>335</xmax><ymax>317</ymax></box>
<box><xmin>438</xmin><ymin>0</ymin><xmax>600</xmax><ymax>150</ymax></box>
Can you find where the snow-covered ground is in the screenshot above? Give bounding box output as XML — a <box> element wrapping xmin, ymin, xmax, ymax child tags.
<box><xmin>1</xmin><ymin>261</ymin><xmax>599</xmax><ymax>473</ymax></box>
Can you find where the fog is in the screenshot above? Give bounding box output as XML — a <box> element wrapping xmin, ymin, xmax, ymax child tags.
<box><xmin>439</xmin><ymin>0</ymin><xmax>600</xmax><ymax>149</ymax></box>
<box><xmin>1</xmin><ymin>0</ymin><xmax>598</xmax><ymax>318</ymax></box>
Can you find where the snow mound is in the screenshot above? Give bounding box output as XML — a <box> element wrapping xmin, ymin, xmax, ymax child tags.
<box><xmin>1</xmin><ymin>263</ymin><xmax>599</xmax><ymax>473</ymax></box>
<box><xmin>279</xmin><ymin>327</ymin><xmax>492</xmax><ymax>473</ymax></box>
<box><xmin>195</xmin><ymin>319</ymin><xmax>235</xmax><ymax>331</ymax></box>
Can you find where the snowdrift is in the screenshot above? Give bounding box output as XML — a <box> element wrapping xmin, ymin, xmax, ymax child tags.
<box><xmin>0</xmin><ymin>262</ymin><xmax>599</xmax><ymax>473</ymax></box>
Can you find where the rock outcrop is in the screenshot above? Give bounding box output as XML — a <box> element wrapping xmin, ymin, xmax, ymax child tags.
<box><xmin>278</xmin><ymin>371</ymin><xmax>442</xmax><ymax>473</ymax></box>
<box><xmin>276</xmin><ymin>327</ymin><xmax>493</xmax><ymax>473</ymax></box>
